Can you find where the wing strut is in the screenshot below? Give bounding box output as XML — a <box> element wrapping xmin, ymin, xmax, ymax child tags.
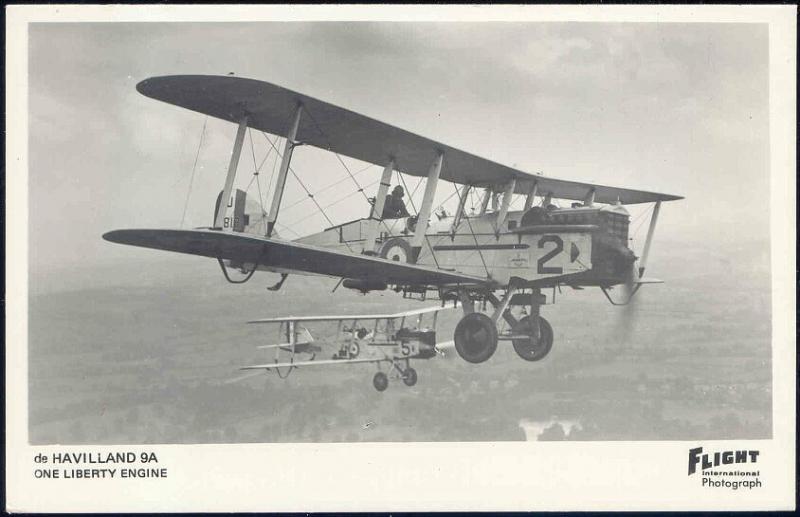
<box><xmin>266</xmin><ymin>103</ymin><xmax>303</xmax><ymax>237</ymax></box>
<box><xmin>411</xmin><ymin>151</ymin><xmax>443</xmax><ymax>262</ymax></box>
<box><xmin>638</xmin><ymin>201</ymin><xmax>662</xmax><ymax>276</ymax></box>
<box><xmin>523</xmin><ymin>180</ymin><xmax>538</xmax><ymax>211</ymax></box>
<box><xmin>478</xmin><ymin>188</ymin><xmax>491</xmax><ymax>215</ymax></box>
<box><xmin>494</xmin><ymin>178</ymin><xmax>516</xmax><ymax>235</ymax></box>
<box><xmin>584</xmin><ymin>188</ymin><xmax>596</xmax><ymax>207</ymax></box>
<box><xmin>363</xmin><ymin>159</ymin><xmax>395</xmax><ymax>253</ymax></box>
<box><xmin>451</xmin><ymin>184</ymin><xmax>471</xmax><ymax>235</ymax></box>
<box><xmin>214</xmin><ymin>116</ymin><xmax>248</xmax><ymax>229</ymax></box>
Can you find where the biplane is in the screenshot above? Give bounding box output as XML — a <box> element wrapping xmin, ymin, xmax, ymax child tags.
<box><xmin>104</xmin><ymin>75</ymin><xmax>682</xmax><ymax>367</ymax></box>
<box><xmin>240</xmin><ymin>305</ymin><xmax>457</xmax><ymax>391</ymax></box>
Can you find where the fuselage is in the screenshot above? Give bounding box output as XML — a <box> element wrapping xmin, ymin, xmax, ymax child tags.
<box><xmin>293</xmin><ymin>204</ymin><xmax>635</xmax><ymax>288</ymax></box>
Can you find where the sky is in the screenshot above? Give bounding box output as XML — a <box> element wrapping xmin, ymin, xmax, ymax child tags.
<box><xmin>28</xmin><ymin>22</ymin><xmax>770</xmax><ymax>282</ymax></box>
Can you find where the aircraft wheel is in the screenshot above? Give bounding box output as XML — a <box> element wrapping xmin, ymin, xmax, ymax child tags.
<box><xmin>512</xmin><ymin>315</ymin><xmax>554</xmax><ymax>361</ymax></box>
<box><xmin>402</xmin><ymin>367</ymin><xmax>418</xmax><ymax>387</ymax></box>
<box><xmin>349</xmin><ymin>342</ymin><xmax>360</xmax><ymax>358</ymax></box>
<box><xmin>373</xmin><ymin>371</ymin><xmax>389</xmax><ymax>392</ymax></box>
<box><xmin>379</xmin><ymin>237</ymin><xmax>412</xmax><ymax>263</ymax></box>
<box><xmin>454</xmin><ymin>312</ymin><xmax>498</xmax><ymax>364</ymax></box>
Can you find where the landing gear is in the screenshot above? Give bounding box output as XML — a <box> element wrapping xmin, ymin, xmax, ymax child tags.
<box><xmin>373</xmin><ymin>371</ymin><xmax>388</xmax><ymax>392</ymax></box>
<box><xmin>454</xmin><ymin>312</ymin><xmax>498</xmax><ymax>364</ymax></box>
<box><xmin>512</xmin><ymin>315</ymin><xmax>553</xmax><ymax>361</ymax></box>
<box><xmin>373</xmin><ymin>362</ymin><xmax>419</xmax><ymax>391</ymax></box>
<box><xmin>451</xmin><ymin>286</ymin><xmax>554</xmax><ymax>364</ymax></box>
<box><xmin>402</xmin><ymin>367</ymin><xmax>418</xmax><ymax>387</ymax></box>
<box><xmin>267</xmin><ymin>273</ymin><xmax>288</xmax><ymax>291</ymax></box>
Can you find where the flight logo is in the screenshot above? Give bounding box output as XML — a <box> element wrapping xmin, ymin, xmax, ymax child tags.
<box><xmin>688</xmin><ymin>447</ymin><xmax>762</xmax><ymax>490</ymax></box>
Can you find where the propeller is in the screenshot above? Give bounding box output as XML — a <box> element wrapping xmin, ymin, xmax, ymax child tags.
<box><xmin>434</xmin><ymin>341</ymin><xmax>459</xmax><ymax>361</ymax></box>
<box><xmin>621</xmin><ymin>258</ymin><xmax>642</xmax><ymax>304</ymax></box>
<box><xmin>611</xmin><ymin>256</ymin><xmax>643</xmax><ymax>351</ymax></box>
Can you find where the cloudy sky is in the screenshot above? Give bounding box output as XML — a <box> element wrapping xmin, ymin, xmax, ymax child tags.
<box><xmin>28</xmin><ymin>22</ymin><xmax>769</xmax><ymax>279</ymax></box>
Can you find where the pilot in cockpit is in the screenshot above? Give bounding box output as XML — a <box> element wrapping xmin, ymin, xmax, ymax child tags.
<box><xmin>381</xmin><ymin>185</ymin><xmax>411</xmax><ymax>219</ymax></box>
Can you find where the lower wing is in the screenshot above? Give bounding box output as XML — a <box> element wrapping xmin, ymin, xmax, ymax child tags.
<box><xmin>103</xmin><ymin>228</ymin><xmax>488</xmax><ymax>287</ymax></box>
<box><xmin>241</xmin><ymin>357</ymin><xmax>386</xmax><ymax>371</ymax></box>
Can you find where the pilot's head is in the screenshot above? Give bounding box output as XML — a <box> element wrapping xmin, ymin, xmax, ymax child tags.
<box><xmin>392</xmin><ymin>186</ymin><xmax>405</xmax><ymax>198</ymax></box>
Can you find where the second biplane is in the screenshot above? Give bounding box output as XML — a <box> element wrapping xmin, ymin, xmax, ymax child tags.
<box><xmin>104</xmin><ymin>75</ymin><xmax>682</xmax><ymax>367</ymax></box>
<box><xmin>241</xmin><ymin>305</ymin><xmax>457</xmax><ymax>391</ymax></box>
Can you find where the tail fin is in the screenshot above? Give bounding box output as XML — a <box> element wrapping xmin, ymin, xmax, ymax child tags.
<box><xmin>214</xmin><ymin>189</ymin><xmax>247</xmax><ymax>231</ymax></box>
<box><xmin>298</xmin><ymin>325</ymin><xmax>314</xmax><ymax>344</ymax></box>
<box><xmin>214</xmin><ymin>189</ymin><xmax>274</xmax><ymax>237</ymax></box>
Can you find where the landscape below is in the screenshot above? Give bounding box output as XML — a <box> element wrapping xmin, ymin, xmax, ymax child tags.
<box><xmin>29</xmin><ymin>237</ymin><xmax>772</xmax><ymax>443</ymax></box>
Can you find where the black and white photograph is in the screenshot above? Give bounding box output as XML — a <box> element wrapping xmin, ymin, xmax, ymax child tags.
<box><xmin>6</xmin><ymin>4</ymin><xmax>796</xmax><ymax>512</ymax></box>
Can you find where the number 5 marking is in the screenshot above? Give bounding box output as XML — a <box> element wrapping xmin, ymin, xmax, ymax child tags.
<box><xmin>537</xmin><ymin>235</ymin><xmax>564</xmax><ymax>274</ymax></box>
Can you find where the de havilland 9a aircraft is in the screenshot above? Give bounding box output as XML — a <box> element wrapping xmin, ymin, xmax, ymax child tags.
<box><xmin>104</xmin><ymin>75</ymin><xmax>682</xmax><ymax>391</ymax></box>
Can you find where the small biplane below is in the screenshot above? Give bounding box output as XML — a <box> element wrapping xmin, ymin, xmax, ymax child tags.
<box><xmin>241</xmin><ymin>305</ymin><xmax>457</xmax><ymax>391</ymax></box>
<box><xmin>104</xmin><ymin>75</ymin><xmax>682</xmax><ymax>367</ymax></box>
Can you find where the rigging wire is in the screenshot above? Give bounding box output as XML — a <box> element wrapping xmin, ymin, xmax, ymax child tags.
<box><xmin>395</xmin><ymin>171</ymin><xmax>418</xmax><ymax>215</ymax></box>
<box><xmin>302</xmin><ymin>105</ymin><xmax>372</xmax><ymax>204</ymax></box>
<box><xmin>243</xmin><ymin>173</ymin><xmax>257</xmax><ymax>194</ymax></box>
<box><xmin>275</xmin><ymin>221</ymin><xmax>301</xmax><ymax>238</ymax></box>
<box><xmin>247</xmin><ymin>128</ymin><xmax>269</xmax><ymax>216</ymax></box>
<box><xmin>261</xmin><ymin>123</ymin><xmax>395</xmax><ymax>235</ymax></box>
<box><xmin>509</xmin><ymin>191</ymin><xmax>522</xmax><ymax>211</ymax></box>
<box><xmin>453</xmin><ymin>183</ymin><xmax>490</xmax><ymax>277</ymax></box>
<box><xmin>264</xmin><ymin>136</ymin><xmax>281</xmax><ymax>204</ymax></box>
<box><xmin>301</xmin><ymin>105</ymin><xmax>398</xmax><ymax>242</ymax></box>
<box><xmin>432</xmin><ymin>187</ymin><xmax>459</xmax><ymax>214</ymax></box>
<box><xmin>243</xmin><ymin>131</ymin><xmax>277</xmax><ymax>198</ymax></box>
<box><xmin>180</xmin><ymin>116</ymin><xmax>208</xmax><ymax>228</ymax></box>
<box><xmin>630</xmin><ymin>203</ymin><xmax>655</xmax><ymax>242</ymax></box>
<box><xmin>424</xmin><ymin>234</ymin><xmax>441</xmax><ymax>269</ymax></box>
<box><xmin>409</xmin><ymin>177</ymin><xmax>424</xmax><ymax>202</ymax></box>
<box><xmin>280</xmin><ymin>162</ymin><xmax>375</xmax><ymax>212</ymax></box>
<box><xmin>629</xmin><ymin>203</ymin><xmax>651</xmax><ymax>227</ymax></box>
<box><xmin>300</xmin><ymin>107</ymin><xmax>406</xmax><ymax>254</ymax></box>
<box><xmin>287</xmin><ymin>178</ymin><xmax>381</xmax><ymax>227</ymax></box>
<box><xmin>468</xmin><ymin>187</ymin><xmax>478</xmax><ymax>214</ymax></box>
<box><xmin>258</xmin><ymin>130</ymin><xmax>354</xmax><ymax>252</ymax></box>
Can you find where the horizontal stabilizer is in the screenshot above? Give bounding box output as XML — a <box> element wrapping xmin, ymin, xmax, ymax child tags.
<box><xmin>220</xmin><ymin>371</ymin><xmax>265</xmax><ymax>385</ymax></box>
<box><xmin>635</xmin><ymin>277</ymin><xmax>663</xmax><ymax>285</ymax></box>
<box><xmin>256</xmin><ymin>341</ymin><xmax>311</xmax><ymax>350</ymax></box>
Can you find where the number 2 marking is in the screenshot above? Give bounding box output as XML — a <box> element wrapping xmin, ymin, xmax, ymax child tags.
<box><xmin>537</xmin><ymin>235</ymin><xmax>564</xmax><ymax>274</ymax></box>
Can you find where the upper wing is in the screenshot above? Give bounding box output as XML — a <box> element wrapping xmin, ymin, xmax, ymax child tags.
<box><xmin>102</xmin><ymin>228</ymin><xmax>488</xmax><ymax>287</ymax></box>
<box><xmin>136</xmin><ymin>75</ymin><xmax>682</xmax><ymax>205</ymax></box>
<box><xmin>248</xmin><ymin>304</ymin><xmax>458</xmax><ymax>324</ymax></box>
